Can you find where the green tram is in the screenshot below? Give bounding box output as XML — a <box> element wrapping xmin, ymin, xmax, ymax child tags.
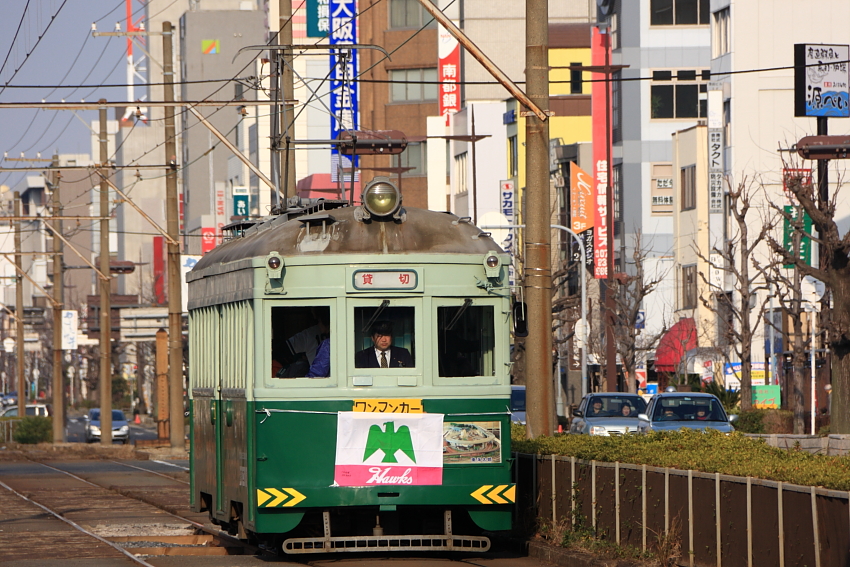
<box><xmin>187</xmin><ymin>179</ymin><xmax>518</xmax><ymax>553</ymax></box>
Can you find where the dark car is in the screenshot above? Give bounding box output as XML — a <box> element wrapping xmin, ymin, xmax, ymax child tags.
<box><xmin>569</xmin><ymin>393</ymin><xmax>648</xmax><ymax>435</ymax></box>
<box><xmin>85</xmin><ymin>409</ymin><xmax>131</xmax><ymax>444</ymax></box>
<box><xmin>637</xmin><ymin>392</ymin><xmax>734</xmax><ymax>434</ymax></box>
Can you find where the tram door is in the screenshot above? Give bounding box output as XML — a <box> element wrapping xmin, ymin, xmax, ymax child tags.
<box><xmin>214</xmin><ymin>304</ymin><xmax>225</xmax><ymax>517</ymax></box>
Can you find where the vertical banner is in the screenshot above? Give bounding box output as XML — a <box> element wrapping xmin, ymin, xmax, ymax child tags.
<box><xmin>61</xmin><ymin>310</ymin><xmax>78</xmax><ymax>350</ymax></box>
<box><xmin>499</xmin><ymin>180</ymin><xmax>516</xmax><ymax>285</ymax></box>
<box><xmin>569</xmin><ymin>162</ymin><xmax>595</xmax><ymax>271</ymax></box>
<box><xmin>306</xmin><ymin>0</ymin><xmax>330</xmax><ymax>37</ymax></box>
<box><xmin>181</xmin><ymin>256</ymin><xmax>201</xmax><ymax>313</ymax></box>
<box><xmin>782</xmin><ymin>169</ymin><xmax>813</xmax><ymax>268</ymax></box>
<box><xmin>215</xmin><ymin>181</ymin><xmax>226</xmax><ymax>244</ymax></box>
<box><xmin>330</xmin><ymin>0</ymin><xmax>358</xmax><ymax>183</ymax></box>
<box><xmin>153</xmin><ymin>235</ymin><xmax>165</xmax><ymax>305</ymax></box>
<box><xmin>201</xmin><ymin>227</ymin><xmax>217</xmax><ymax>255</ymax></box>
<box><xmin>591</xmin><ymin>27</ymin><xmax>611</xmax><ymax>279</ymax></box>
<box><xmin>438</xmin><ymin>26</ymin><xmax>460</xmax><ymax>125</ymax></box>
<box><xmin>334</xmin><ymin>412</ymin><xmax>444</xmax><ymax>486</ymax></box>
<box><xmin>233</xmin><ymin>186</ymin><xmax>249</xmax><ymax>217</ymax></box>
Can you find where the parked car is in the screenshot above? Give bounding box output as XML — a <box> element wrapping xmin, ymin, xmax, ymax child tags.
<box><xmin>637</xmin><ymin>392</ymin><xmax>734</xmax><ymax>434</ymax></box>
<box><xmin>0</xmin><ymin>403</ymin><xmax>51</xmax><ymax>417</ymax></box>
<box><xmin>510</xmin><ymin>385</ymin><xmax>526</xmax><ymax>424</ymax></box>
<box><xmin>1</xmin><ymin>392</ymin><xmax>17</xmax><ymax>406</ymax></box>
<box><xmin>84</xmin><ymin>409</ymin><xmax>131</xmax><ymax>444</ymax></box>
<box><xmin>569</xmin><ymin>393</ymin><xmax>648</xmax><ymax>435</ymax></box>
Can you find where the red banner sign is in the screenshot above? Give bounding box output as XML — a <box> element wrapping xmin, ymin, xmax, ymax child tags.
<box><xmin>438</xmin><ymin>26</ymin><xmax>460</xmax><ymax>125</ymax></box>
<box><xmin>591</xmin><ymin>27</ymin><xmax>612</xmax><ymax>279</ymax></box>
<box><xmin>201</xmin><ymin>227</ymin><xmax>217</xmax><ymax>255</ymax></box>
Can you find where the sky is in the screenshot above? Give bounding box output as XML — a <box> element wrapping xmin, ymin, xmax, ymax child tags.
<box><xmin>0</xmin><ymin>0</ymin><xmax>149</xmax><ymax>189</ymax></box>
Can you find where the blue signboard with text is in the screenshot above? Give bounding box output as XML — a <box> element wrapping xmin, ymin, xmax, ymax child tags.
<box><xmin>329</xmin><ymin>0</ymin><xmax>359</xmax><ymax>183</ymax></box>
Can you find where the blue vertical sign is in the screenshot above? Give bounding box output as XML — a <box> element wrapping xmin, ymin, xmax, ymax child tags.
<box><xmin>329</xmin><ymin>0</ymin><xmax>358</xmax><ymax>183</ymax></box>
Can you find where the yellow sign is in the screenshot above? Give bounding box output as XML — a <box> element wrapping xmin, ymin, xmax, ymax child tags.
<box><xmin>256</xmin><ymin>488</ymin><xmax>306</xmax><ymax>508</ymax></box>
<box><xmin>352</xmin><ymin>399</ymin><xmax>424</xmax><ymax>413</ymax></box>
<box><xmin>471</xmin><ymin>484</ymin><xmax>516</xmax><ymax>504</ymax></box>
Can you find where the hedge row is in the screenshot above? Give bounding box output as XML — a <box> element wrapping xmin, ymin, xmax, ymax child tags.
<box><xmin>510</xmin><ymin>426</ymin><xmax>850</xmax><ymax>491</ymax></box>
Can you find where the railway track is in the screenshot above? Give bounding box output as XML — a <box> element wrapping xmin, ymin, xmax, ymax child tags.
<box><xmin>0</xmin><ymin>455</ymin><xmax>265</xmax><ymax>565</ymax></box>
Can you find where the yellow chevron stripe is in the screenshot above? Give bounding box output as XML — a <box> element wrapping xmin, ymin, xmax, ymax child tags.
<box><xmin>256</xmin><ymin>489</ymin><xmax>271</xmax><ymax>507</ymax></box>
<box><xmin>502</xmin><ymin>484</ymin><xmax>516</xmax><ymax>503</ymax></box>
<box><xmin>471</xmin><ymin>485</ymin><xmax>493</xmax><ymax>504</ymax></box>
<box><xmin>487</xmin><ymin>485</ymin><xmax>509</xmax><ymax>504</ymax></box>
<box><xmin>283</xmin><ymin>488</ymin><xmax>306</xmax><ymax>507</ymax></box>
<box><xmin>266</xmin><ymin>488</ymin><xmax>288</xmax><ymax>507</ymax></box>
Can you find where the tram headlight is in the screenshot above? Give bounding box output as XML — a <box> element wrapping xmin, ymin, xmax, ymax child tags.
<box><xmin>361</xmin><ymin>177</ymin><xmax>401</xmax><ymax>218</ymax></box>
<box><xmin>266</xmin><ymin>252</ymin><xmax>284</xmax><ymax>279</ymax></box>
<box><xmin>483</xmin><ymin>251</ymin><xmax>502</xmax><ymax>278</ymax></box>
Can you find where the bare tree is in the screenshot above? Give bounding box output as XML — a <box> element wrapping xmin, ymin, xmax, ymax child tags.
<box><xmin>766</xmin><ymin>260</ymin><xmax>808</xmax><ymax>433</ymax></box>
<box><xmin>768</xmin><ymin>163</ymin><xmax>850</xmax><ymax>433</ymax></box>
<box><xmin>696</xmin><ymin>179</ymin><xmax>777</xmax><ymax>411</ymax></box>
<box><xmin>609</xmin><ymin>231</ymin><xmax>667</xmax><ymax>393</ymax></box>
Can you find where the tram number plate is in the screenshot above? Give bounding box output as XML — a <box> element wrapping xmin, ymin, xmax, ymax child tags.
<box><xmin>352</xmin><ymin>399</ymin><xmax>424</xmax><ymax>413</ymax></box>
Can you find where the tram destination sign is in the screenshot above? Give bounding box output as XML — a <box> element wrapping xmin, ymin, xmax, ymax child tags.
<box><xmin>349</xmin><ymin>268</ymin><xmax>421</xmax><ymax>292</ymax></box>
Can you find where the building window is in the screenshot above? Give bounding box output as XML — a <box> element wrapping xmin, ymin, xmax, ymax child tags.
<box><xmin>508</xmin><ymin>136</ymin><xmax>518</xmax><ymax>178</ymax></box>
<box><xmin>712</xmin><ymin>8</ymin><xmax>730</xmax><ymax>58</ymax></box>
<box><xmin>650</xmin><ymin>0</ymin><xmax>709</xmax><ymax>26</ymax></box>
<box><xmin>389</xmin><ymin>68</ymin><xmax>438</xmax><ymax>102</ymax></box>
<box><xmin>612</xmin><ymin>70</ymin><xmax>622</xmax><ymax>143</ymax></box>
<box><xmin>399</xmin><ymin>142</ymin><xmax>427</xmax><ymax>176</ymax></box>
<box><xmin>723</xmin><ymin>99</ymin><xmax>732</xmax><ymax>147</ymax></box>
<box><xmin>390</xmin><ymin>0</ymin><xmax>437</xmax><ymax>29</ymax></box>
<box><xmin>680</xmin><ymin>165</ymin><xmax>696</xmax><ymax>211</ymax></box>
<box><xmin>454</xmin><ymin>151</ymin><xmax>468</xmax><ymax>195</ymax></box>
<box><xmin>613</xmin><ymin>163</ymin><xmax>622</xmax><ymax>233</ymax></box>
<box><xmin>651</xmin><ymin>163</ymin><xmax>674</xmax><ymax>215</ymax></box>
<box><xmin>610</xmin><ymin>11</ymin><xmax>619</xmax><ymax>50</ymax></box>
<box><xmin>682</xmin><ymin>265</ymin><xmax>697</xmax><ymax>309</ymax></box>
<box><xmin>650</xmin><ymin>69</ymin><xmax>709</xmax><ymax>119</ymax></box>
<box><xmin>570</xmin><ymin>62</ymin><xmax>583</xmax><ymax>94</ymax></box>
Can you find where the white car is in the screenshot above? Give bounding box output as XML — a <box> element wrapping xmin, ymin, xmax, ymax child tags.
<box><xmin>0</xmin><ymin>403</ymin><xmax>51</xmax><ymax>417</ymax></box>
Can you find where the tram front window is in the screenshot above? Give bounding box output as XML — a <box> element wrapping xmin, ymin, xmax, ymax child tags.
<box><xmin>438</xmin><ymin>304</ymin><xmax>494</xmax><ymax>377</ymax></box>
<box><xmin>353</xmin><ymin>306</ymin><xmax>415</xmax><ymax>368</ymax></box>
<box><xmin>271</xmin><ymin>306</ymin><xmax>331</xmax><ymax>378</ymax></box>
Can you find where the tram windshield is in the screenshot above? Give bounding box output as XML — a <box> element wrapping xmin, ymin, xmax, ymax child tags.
<box><xmin>353</xmin><ymin>306</ymin><xmax>415</xmax><ymax>368</ymax></box>
<box><xmin>437</xmin><ymin>304</ymin><xmax>495</xmax><ymax>377</ymax></box>
<box><xmin>271</xmin><ymin>306</ymin><xmax>331</xmax><ymax>378</ymax></box>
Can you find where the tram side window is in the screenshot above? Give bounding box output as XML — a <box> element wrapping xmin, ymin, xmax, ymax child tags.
<box><xmin>353</xmin><ymin>306</ymin><xmax>415</xmax><ymax>368</ymax></box>
<box><xmin>271</xmin><ymin>306</ymin><xmax>331</xmax><ymax>378</ymax></box>
<box><xmin>438</xmin><ymin>304</ymin><xmax>495</xmax><ymax>377</ymax></box>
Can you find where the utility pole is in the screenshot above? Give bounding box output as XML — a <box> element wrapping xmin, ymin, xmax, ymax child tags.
<box><xmin>14</xmin><ymin>193</ymin><xmax>25</xmax><ymax>416</ymax></box>
<box><xmin>524</xmin><ymin>0</ymin><xmax>553</xmax><ymax>438</ymax></box>
<box><xmin>163</xmin><ymin>22</ymin><xmax>184</xmax><ymax>450</ymax></box>
<box><xmin>280</xmin><ymin>0</ymin><xmax>296</xmax><ymax>200</ymax></box>
<box><xmin>50</xmin><ymin>154</ymin><xmax>65</xmax><ymax>442</ymax></box>
<box><xmin>99</xmin><ymin>102</ymin><xmax>113</xmax><ymax>445</ymax></box>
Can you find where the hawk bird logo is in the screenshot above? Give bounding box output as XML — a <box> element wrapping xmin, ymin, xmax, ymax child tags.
<box><xmin>364</xmin><ymin>421</ymin><xmax>416</xmax><ymax>463</ymax></box>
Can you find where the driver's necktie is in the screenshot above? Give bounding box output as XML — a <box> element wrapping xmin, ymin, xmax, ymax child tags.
<box><xmin>380</xmin><ymin>351</ymin><xmax>388</xmax><ymax>368</ymax></box>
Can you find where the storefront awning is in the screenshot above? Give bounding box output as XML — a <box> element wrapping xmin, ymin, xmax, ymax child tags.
<box><xmin>654</xmin><ymin>317</ymin><xmax>698</xmax><ymax>372</ymax></box>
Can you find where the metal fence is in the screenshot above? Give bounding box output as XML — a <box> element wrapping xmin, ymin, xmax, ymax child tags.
<box><xmin>0</xmin><ymin>419</ymin><xmax>18</xmax><ymax>442</ymax></box>
<box><xmin>514</xmin><ymin>453</ymin><xmax>850</xmax><ymax>567</ymax></box>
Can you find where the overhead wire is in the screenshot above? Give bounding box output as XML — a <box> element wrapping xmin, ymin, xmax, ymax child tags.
<box><xmin>0</xmin><ymin>0</ymin><xmax>33</xmax><ymax>82</ymax></box>
<box><xmin>0</xmin><ymin>0</ymin><xmax>70</xmax><ymax>96</ymax></box>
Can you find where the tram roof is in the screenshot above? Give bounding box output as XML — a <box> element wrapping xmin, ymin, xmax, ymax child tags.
<box><xmin>192</xmin><ymin>202</ymin><xmax>504</xmax><ymax>272</ymax></box>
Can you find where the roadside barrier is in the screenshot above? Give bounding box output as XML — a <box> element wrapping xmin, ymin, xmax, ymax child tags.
<box><xmin>514</xmin><ymin>452</ymin><xmax>848</xmax><ymax>567</ymax></box>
